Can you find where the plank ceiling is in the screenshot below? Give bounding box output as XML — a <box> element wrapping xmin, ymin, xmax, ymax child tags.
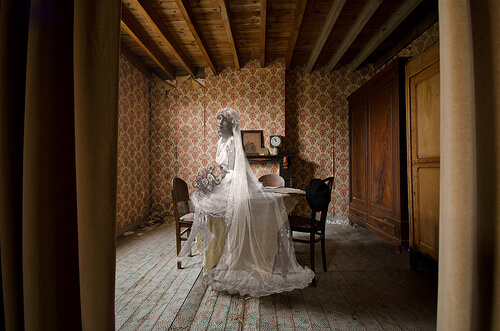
<box><xmin>120</xmin><ymin>0</ymin><xmax>438</xmax><ymax>79</ymax></box>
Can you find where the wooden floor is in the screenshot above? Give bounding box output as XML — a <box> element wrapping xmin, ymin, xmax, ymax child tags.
<box><xmin>115</xmin><ymin>222</ymin><xmax>437</xmax><ymax>330</ymax></box>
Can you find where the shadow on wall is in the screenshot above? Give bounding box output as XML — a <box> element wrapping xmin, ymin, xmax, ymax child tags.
<box><xmin>284</xmin><ymin>103</ymin><xmax>320</xmax><ymax>216</ymax></box>
<box><xmin>292</xmin><ymin>158</ymin><xmax>319</xmax><ymax>190</ymax></box>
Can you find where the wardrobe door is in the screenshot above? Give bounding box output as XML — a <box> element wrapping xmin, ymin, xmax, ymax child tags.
<box><xmin>408</xmin><ymin>61</ymin><xmax>440</xmax><ymax>260</ymax></box>
<box><xmin>368</xmin><ymin>85</ymin><xmax>397</xmax><ymax>217</ymax></box>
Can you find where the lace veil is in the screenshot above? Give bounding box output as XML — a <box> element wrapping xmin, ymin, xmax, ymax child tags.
<box><xmin>223</xmin><ymin>109</ymin><xmax>287</xmax><ymax>280</ymax></box>
<box><xmin>178</xmin><ymin>108</ymin><xmax>314</xmax><ymax>296</ymax></box>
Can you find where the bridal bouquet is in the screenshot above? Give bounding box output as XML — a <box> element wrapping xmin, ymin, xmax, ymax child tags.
<box><xmin>193</xmin><ymin>164</ymin><xmax>222</xmax><ymax>193</ymax></box>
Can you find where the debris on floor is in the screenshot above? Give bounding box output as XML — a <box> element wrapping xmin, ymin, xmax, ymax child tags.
<box><xmin>138</xmin><ymin>210</ymin><xmax>165</xmax><ymax>228</ymax></box>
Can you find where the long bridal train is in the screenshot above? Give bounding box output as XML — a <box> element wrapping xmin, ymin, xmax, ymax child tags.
<box><xmin>178</xmin><ymin>108</ymin><xmax>314</xmax><ymax>297</ymax></box>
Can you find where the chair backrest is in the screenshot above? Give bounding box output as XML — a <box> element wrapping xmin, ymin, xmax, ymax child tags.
<box><xmin>323</xmin><ymin>177</ymin><xmax>334</xmax><ymax>194</ymax></box>
<box><xmin>306</xmin><ymin>177</ymin><xmax>334</xmax><ymax>222</ymax></box>
<box><xmin>258</xmin><ymin>174</ymin><xmax>285</xmax><ymax>187</ymax></box>
<box><xmin>172</xmin><ymin>178</ymin><xmax>190</xmax><ymax>218</ymax></box>
<box><xmin>320</xmin><ymin>177</ymin><xmax>334</xmax><ymax>221</ymax></box>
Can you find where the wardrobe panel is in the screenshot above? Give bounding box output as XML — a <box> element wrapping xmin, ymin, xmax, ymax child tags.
<box><xmin>369</xmin><ymin>89</ymin><xmax>394</xmax><ymax>211</ymax></box>
<box><xmin>350</xmin><ymin>102</ymin><xmax>367</xmax><ymax>207</ymax></box>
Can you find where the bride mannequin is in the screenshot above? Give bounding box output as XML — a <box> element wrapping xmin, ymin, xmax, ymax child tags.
<box><xmin>178</xmin><ymin>108</ymin><xmax>314</xmax><ymax>297</ymax></box>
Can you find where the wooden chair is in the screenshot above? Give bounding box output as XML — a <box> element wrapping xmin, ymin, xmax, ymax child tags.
<box><xmin>258</xmin><ymin>174</ymin><xmax>285</xmax><ymax>187</ymax></box>
<box><xmin>289</xmin><ymin>177</ymin><xmax>334</xmax><ymax>277</ymax></box>
<box><xmin>171</xmin><ymin>178</ymin><xmax>194</xmax><ymax>269</ymax></box>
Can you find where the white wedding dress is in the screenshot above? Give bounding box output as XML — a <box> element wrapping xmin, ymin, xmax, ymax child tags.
<box><xmin>178</xmin><ymin>108</ymin><xmax>314</xmax><ymax>297</ymax></box>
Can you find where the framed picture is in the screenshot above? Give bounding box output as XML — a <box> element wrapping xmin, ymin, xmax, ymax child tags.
<box><xmin>241</xmin><ymin>130</ymin><xmax>263</xmax><ymax>155</ymax></box>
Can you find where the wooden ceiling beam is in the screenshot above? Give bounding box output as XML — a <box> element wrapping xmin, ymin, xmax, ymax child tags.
<box><xmin>326</xmin><ymin>0</ymin><xmax>383</xmax><ymax>72</ymax></box>
<box><xmin>120</xmin><ymin>42</ymin><xmax>152</xmax><ymax>78</ymax></box>
<box><xmin>374</xmin><ymin>4</ymin><xmax>437</xmax><ymax>71</ymax></box>
<box><xmin>260</xmin><ymin>0</ymin><xmax>267</xmax><ymax>68</ymax></box>
<box><xmin>306</xmin><ymin>0</ymin><xmax>346</xmax><ymax>73</ymax></box>
<box><xmin>121</xmin><ymin>12</ymin><xmax>174</xmax><ymax>78</ymax></box>
<box><xmin>174</xmin><ymin>0</ymin><xmax>218</xmax><ymax>76</ymax></box>
<box><xmin>217</xmin><ymin>0</ymin><xmax>240</xmax><ymax>70</ymax></box>
<box><xmin>285</xmin><ymin>0</ymin><xmax>308</xmax><ymax>69</ymax></box>
<box><xmin>131</xmin><ymin>0</ymin><xmax>195</xmax><ymax>77</ymax></box>
<box><xmin>349</xmin><ymin>0</ymin><xmax>424</xmax><ymax>71</ymax></box>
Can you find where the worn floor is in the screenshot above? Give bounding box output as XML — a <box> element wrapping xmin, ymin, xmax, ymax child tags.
<box><xmin>115</xmin><ymin>222</ymin><xmax>437</xmax><ymax>330</ymax></box>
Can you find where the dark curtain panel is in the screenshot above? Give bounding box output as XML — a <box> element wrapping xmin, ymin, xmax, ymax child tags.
<box><xmin>0</xmin><ymin>0</ymin><xmax>120</xmax><ymax>329</ymax></box>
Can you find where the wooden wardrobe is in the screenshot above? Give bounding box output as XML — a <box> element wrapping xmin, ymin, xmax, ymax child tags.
<box><xmin>347</xmin><ymin>59</ymin><xmax>409</xmax><ymax>249</ymax></box>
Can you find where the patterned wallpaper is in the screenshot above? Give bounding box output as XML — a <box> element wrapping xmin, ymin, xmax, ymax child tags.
<box><xmin>150</xmin><ymin>59</ymin><xmax>285</xmax><ymax>216</ymax></box>
<box><xmin>396</xmin><ymin>22</ymin><xmax>439</xmax><ymax>59</ymax></box>
<box><xmin>115</xmin><ymin>23</ymin><xmax>440</xmax><ymax>229</ymax></box>
<box><xmin>117</xmin><ymin>56</ymin><xmax>151</xmax><ymax>229</ymax></box>
<box><xmin>285</xmin><ymin>65</ymin><xmax>374</xmax><ymax>216</ymax></box>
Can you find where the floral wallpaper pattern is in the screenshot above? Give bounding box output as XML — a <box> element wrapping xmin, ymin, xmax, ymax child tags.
<box><xmin>396</xmin><ymin>22</ymin><xmax>439</xmax><ymax>59</ymax></box>
<box><xmin>115</xmin><ymin>24</ymin><xmax>440</xmax><ymax>229</ymax></box>
<box><xmin>285</xmin><ymin>65</ymin><xmax>374</xmax><ymax>216</ymax></box>
<box><xmin>150</xmin><ymin>59</ymin><xmax>285</xmax><ymax>216</ymax></box>
<box><xmin>117</xmin><ymin>56</ymin><xmax>151</xmax><ymax>229</ymax></box>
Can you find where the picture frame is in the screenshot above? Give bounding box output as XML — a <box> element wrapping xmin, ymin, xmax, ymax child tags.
<box><xmin>241</xmin><ymin>130</ymin><xmax>263</xmax><ymax>155</ymax></box>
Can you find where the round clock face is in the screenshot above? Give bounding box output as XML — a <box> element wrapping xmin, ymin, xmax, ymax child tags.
<box><xmin>270</xmin><ymin>136</ymin><xmax>281</xmax><ymax>147</ymax></box>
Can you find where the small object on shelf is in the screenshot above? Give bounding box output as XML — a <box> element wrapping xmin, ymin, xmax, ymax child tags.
<box><xmin>259</xmin><ymin>147</ymin><xmax>270</xmax><ymax>156</ymax></box>
<box><xmin>270</xmin><ymin>135</ymin><xmax>283</xmax><ymax>156</ymax></box>
<box><xmin>241</xmin><ymin>130</ymin><xmax>263</xmax><ymax>155</ymax></box>
<box><xmin>270</xmin><ymin>135</ymin><xmax>282</xmax><ymax>147</ymax></box>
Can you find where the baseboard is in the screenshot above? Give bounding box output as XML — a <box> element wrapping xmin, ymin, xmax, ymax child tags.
<box><xmin>116</xmin><ymin>219</ymin><xmax>144</xmax><ymax>238</ymax></box>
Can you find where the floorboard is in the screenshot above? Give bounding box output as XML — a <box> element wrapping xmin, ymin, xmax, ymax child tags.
<box><xmin>115</xmin><ymin>223</ymin><xmax>437</xmax><ymax>330</ymax></box>
<box><xmin>224</xmin><ymin>294</ymin><xmax>245</xmax><ymax>330</ymax></box>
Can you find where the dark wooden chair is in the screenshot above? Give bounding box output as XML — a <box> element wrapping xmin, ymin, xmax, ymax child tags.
<box><xmin>258</xmin><ymin>174</ymin><xmax>285</xmax><ymax>187</ymax></box>
<box><xmin>289</xmin><ymin>177</ymin><xmax>334</xmax><ymax>277</ymax></box>
<box><xmin>171</xmin><ymin>177</ymin><xmax>194</xmax><ymax>269</ymax></box>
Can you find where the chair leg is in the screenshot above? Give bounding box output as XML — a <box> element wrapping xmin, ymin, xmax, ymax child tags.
<box><xmin>187</xmin><ymin>227</ymin><xmax>193</xmax><ymax>257</ymax></box>
<box><xmin>321</xmin><ymin>235</ymin><xmax>327</xmax><ymax>272</ymax></box>
<box><xmin>310</xmin><ymin>236</ymin><xmax>315</xmax><ymax>274</ymax></box>
<box><xmin>311</xmin><ymin>237</ymin><xmax>317</xmax><ymax>287</ymax></box>
<box><xmin>176</xmin><ymin>223</ymin><xmax>182</xmax><ymax>269</ymax></box>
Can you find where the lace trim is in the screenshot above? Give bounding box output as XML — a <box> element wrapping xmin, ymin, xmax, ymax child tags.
<box><xmin>203</xmin><ymin>266</ymin><xmax>314</xmax><ymax>297</ymax></box>
<box><xmin>226</xmin><ymin>139</ymin><xmax>234</xmax><ymax>154</ymax></box>
<box><xmin>216</xmin><ymin>136</ymin><xmax>234</xmax><ymax>156</ymax></box>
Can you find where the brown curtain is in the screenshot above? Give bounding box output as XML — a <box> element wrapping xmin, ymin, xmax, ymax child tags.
<box><xmin>0</xmin><ymin>0</ymin><xmax>120</xmax><ymax>330</ymax></box>
<box><xmin>438</xmin><ymin>0</ymin><xmax>500</xmax><ymax>330</ymax></box>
